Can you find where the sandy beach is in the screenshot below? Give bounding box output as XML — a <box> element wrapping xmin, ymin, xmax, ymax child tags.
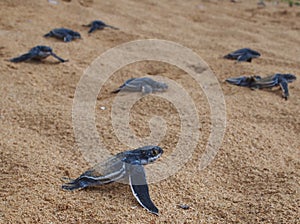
<box><xmin>0</xmin><ymin>0</ymin><xmax>299</xmax><ymax>223</ymax></box>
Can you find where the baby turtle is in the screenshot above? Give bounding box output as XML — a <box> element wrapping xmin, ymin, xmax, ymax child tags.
<box><xmin>62</xmin><ymin>145</ymin><xmax>163</xmax><ymax>215</ymax></box>
<box><xmin>178</xmin><ymin>204</ymin><xmax>190</xmax><ymax>210</ymax></box>
<box><xmin>224</xmin><ymin>48</ymin><xmax>261</xmax><ymax>62</ymax></box>
<box><xmin>226</xmin><ymin>73</ymin><xmax>296</xmax><ymax>99</ymax></box>
<box><xmin>44</xmin><ymin>28</ymin><xmax>81</xmax><ymax>42</ymax></box>
<box><xmin>112</xmin><ymin>77</ymin><xmax>168</xmax><ymax>94</ymax></box>
<box><xmin>10</xmin><ymin>45</ymin><xmax>68</xmax><ymax>63</ymax></box>
<box><xmin>83</xmin><ymin>20</ymin><xmax>119</xmax><ymax>33</ymax></box>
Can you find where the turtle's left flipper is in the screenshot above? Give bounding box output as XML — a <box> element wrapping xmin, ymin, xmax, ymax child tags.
<box><xmin>279</xmin><ymin>79</ymin><xmax>289</xmax><ymax>100</ymax></box>
<box><xmin>129</xmin><ymin>165</ymin><xmax>159</xmax><ymax>215</ymax></box>
<box><xmin>50</xmin><ymin>52</ymin><xmax>68</xmax><ymax>63</ymax></box>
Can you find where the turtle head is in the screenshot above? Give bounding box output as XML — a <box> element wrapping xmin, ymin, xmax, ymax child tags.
<box><xmin>33</xmin><ymin>45</ymin><xmax>53</xmax><ymax>57</ymax></box>
<box><xmin>151</xmin><ymin>81</ymin><xmax>168</xmax><ymax>92</ymax></box>
<box><xmin>73</xmin><ymin>31</ymin><xmax>81</xmax><ymax>39</ymax></box>
<box><xmin>37</xmin><ymin>46</ymin><xmax>53</xmax><ymax>53</ymax></box>
<box><xmin>281</xmin><ymin>74</ymin><xmax>296</xmax><ymax>83</ymax></box>
<box><xmin>123</xmin><ymin>145</ymin><xmax>163</xmax><ymax>165</ymax></box>
<box><xmin>157</xmin><ymin>82</ymin><xmax>168</xmax><ymax>91</ymax></box>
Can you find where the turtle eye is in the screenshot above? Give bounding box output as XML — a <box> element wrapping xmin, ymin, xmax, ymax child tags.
<box><xmin>152</xmin><ymin>149</ymin><xmax>158</xmax><ymax>156</ymax></box>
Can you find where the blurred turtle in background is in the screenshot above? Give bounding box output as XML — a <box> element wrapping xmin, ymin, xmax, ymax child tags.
<box><xmin>112</xmin><ymin>77</ymin><xmax>168</xmax><ymax>94</ymax></box>
<box><xmin>44</xmin><ymin>28</ymin><xmax>81</xmax><ymax>42</ymax></box>
<box><xmin>224</xmin><ymin>48</ymin><xmax>261</xmax><ymax>62</ymax></box>
<box><xmin>226</xmin><ymin>73</ymin><xmax>296</xmax><ymax>99</ymax></box>
<box><xmin>10</xmin><ymin>45</ymin><xmax>68</xmax><ymax>63</ymax></box>
<box><xmin>83</xmin><ymin>20</ymin><xmax>119</xmax><ymax>33</ymax></box>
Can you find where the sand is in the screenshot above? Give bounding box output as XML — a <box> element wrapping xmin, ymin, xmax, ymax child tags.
<box><xmin>0</xmin><ymin>0</ymin><xmax>299</xmax><ymax>223</ymax></box>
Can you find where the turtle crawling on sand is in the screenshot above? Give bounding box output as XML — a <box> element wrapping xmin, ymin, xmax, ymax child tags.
<box><xmin>10</xmin><ymin>45</ymin><xmax>68</xmax><ymax>63</ymax></box>
<box><xmin>83</xmin><ymin>20</ymin><xmax>119</xmax><ymax>33</ymax></box>
<box><xmin>224</xmin><ymin>48</ymin><xmax>261</xmax><ymax>62</ymax></box>
<box><xmin>62</xmin><ymin>145</ymin><xmax>163</xmax><ymax>215</ymax></box>
<box><xmin>226</xmin><ymin>73</ymin><xmax>296</xmax><ymax>99</ymax></box>
<box><xmin>44</xmin><ymin>28</ymin><xmax>81</xmax><ymax>42</ymax></box>
<box><xmin>112</xmin><ymin>77</ymin><xmax>168</xmax><ymax>94</ymax></box>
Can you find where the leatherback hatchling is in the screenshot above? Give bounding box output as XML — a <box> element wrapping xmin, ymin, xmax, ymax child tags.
<box><xmin>62</xmin><ymin>145</ymin><xmax>163</xmax><ymax>215</ymax></box>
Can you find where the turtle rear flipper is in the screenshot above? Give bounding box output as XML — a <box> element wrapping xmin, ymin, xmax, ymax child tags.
<box><xmin>44</xmin><ymin>32</ymin><xmax>53</xmax><ymax>38</ymax></box>
<box><xmin>226</xmin><ymin>76</ymin><xmax>259</xmax><ymax>87</ymax></box>
<box><xmin>129</xmin><ymin>165</ymin><xmax>159</xmax><ymax>215</ymax></box>
<box><xmin>10</xmin><ymin>53</ymin><xmax>34</xmax><ymax>63</ymax></box>
<box><xmin>111</xmin><ymin>88</ymin><xmax>121</xmax><ymax>94</ymax></box>
<box><xmin>111</xmin><ymin>78</ymin><xmax>137</xmax><ymax>93</ymax></box>
<box><xmin>226</xmin><ymin>76</ymin><xmax>249</xmax><ymax>86</ymax></box>
<box><xmin>62</xmin><ymin>177</ymin><xmax>92</xmax><ymax>191</ymax></box>
<box><xmin>223</xmin><ymin>54</ymin><xmax>234</xmax><ymax>60</ymax></box>
<box><xmin>62</xmin><ymin>175</ymin><xmax>116</xmax><ymax>191</ymax></box>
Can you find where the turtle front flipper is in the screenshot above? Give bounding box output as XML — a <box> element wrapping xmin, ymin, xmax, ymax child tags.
<box><xmin>129</xmin><ymin>164</ymin><xmax>159</xmax><ymax>215</ymax></box>
<box><xmin>63</xmin><ymin>35</ymin><xmax>73</xmax><ymax>42</ymax></box>
<box><xmin>142</xmin><ymin>84</ymin><xmax>153</xmax><ymax>94</ymax></box>
<box><xmin>50</xmin><ymin>52</ymin><xmax>68</xmax><ymax>63</ymax></box>
<box><xmin>237</xmin><ymin>53</ymin><xmax>252</xmax><ymax>62</ymax></box>
<box><xmin>106</xmin><ymin>25</ymin><xmax>119</xmax><ymax>30</ymax></box>
<box><xmin>88</xmin><ymin>26</ymin><xmax>98</xmax><ymax>33</ymax></box>
<box><xmin>10</xmin><ymin>52</ymin><xmax>34</xmax><ymax>63</ymax></box>
<box><xmin>279</xmin><ymin>79</ymin><xmax>289</xmax><ymax>100</ymax></box>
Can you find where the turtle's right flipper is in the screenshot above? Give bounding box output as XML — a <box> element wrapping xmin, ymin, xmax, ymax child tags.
<box><xmin>50</xmin><ymin>52</ymin><xmax>68</xmax><ymax>63</ymax></box>
<box><xmin>10</xmin><ymin>53</ymin><xmax>33</xmax><ymax>63</ymax></box>
<box><xmin>129</xmin><ymin>165</ymin><xmax>159</xmax><ymax>215</ymax></box>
